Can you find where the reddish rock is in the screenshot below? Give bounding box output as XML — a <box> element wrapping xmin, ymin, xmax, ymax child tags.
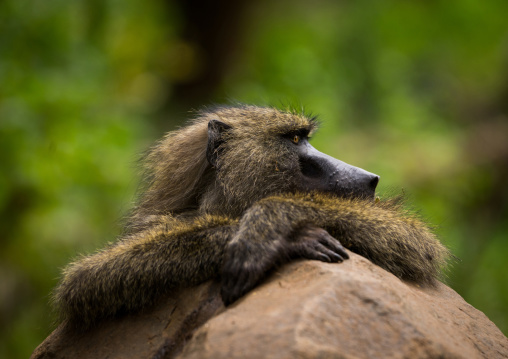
<box><xmin>32</xmin><ymin>252</ymin><xmax>508</xmax><ymax>359</ymax></box>
<box><xmin>31</xmin><ymin>283</ymin><xmax>225</xmax><ymax>359</ymax></box>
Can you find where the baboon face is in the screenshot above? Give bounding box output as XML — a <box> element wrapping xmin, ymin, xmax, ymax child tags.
<box><xmin>206</xmin><ymin>114</ymin><xmax>379</xmax><ymax>203</ymax></box>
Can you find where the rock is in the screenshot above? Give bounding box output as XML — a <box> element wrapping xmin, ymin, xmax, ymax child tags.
<box><xmin>30</xmin><ymin>282</ymin><xmax>225</xmax><ymax>359</ymax></box>
<box><xmin>32</xmin><ymin>252</ymin><xmax>508</xmax><ymax>359</ymax></box>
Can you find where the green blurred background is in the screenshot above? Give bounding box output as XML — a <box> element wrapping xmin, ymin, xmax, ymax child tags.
<box><xmin>1</xmin><ymin>1</ymin><xmax>507</xmax><ymax>357</ymax></box>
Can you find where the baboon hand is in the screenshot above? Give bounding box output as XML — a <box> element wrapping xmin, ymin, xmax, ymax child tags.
<box><xmin>289</xmin><ymin>225</ymin><xmax>349</xmax><ymax>263</ymax></box>
<box><xmin>220</xmin><ymin>239</ymin><xmax>279</xmax><ymax>306</ymax></box>
<box><xmin>220</xmin><ymin>226</ymin><xmax>348</xmax><ymax>306</ymax></box>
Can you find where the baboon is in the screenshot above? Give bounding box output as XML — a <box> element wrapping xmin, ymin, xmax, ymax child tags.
<box><xmin>54</xmin><ymin>105</ymin><xmax>449</xmax><ymax>330</ymax></box>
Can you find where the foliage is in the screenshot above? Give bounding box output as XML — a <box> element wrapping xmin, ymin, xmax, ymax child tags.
<box><xmin>0</xmin><ymin>0</ymin><xmax>170</xmax><ymax>357</ymax></box>
<box><xmin>1</xmin><ymin>0</ymin><xmax>507</xmax><ymax>358</ymax></box>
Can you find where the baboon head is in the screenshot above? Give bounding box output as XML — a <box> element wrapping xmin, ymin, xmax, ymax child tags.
<box><xmin>202</xmin><ymin>106</ymin><xmax>379</xmax><ymax>215</ymax></box>
<box><xmin>136</xmin><ymin>105</ymin><xmax>379</xmax><ymax>221</ymax></box>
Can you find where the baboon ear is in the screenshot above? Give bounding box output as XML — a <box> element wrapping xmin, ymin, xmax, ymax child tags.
<box><xmin>207</xmin><ymin>119</ymin><xmax>232</xmax><ymax>167</ymax></box>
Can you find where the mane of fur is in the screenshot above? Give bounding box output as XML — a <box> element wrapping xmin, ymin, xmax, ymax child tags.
<box><xmin>128</xmin><ymin>105</ymin><xmax>318</xmax><ymax>229</ymax></box>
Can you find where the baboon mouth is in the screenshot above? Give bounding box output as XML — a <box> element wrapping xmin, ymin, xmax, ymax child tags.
<box><xmin>329</xmin><ymin>174</ymin><xmax>379</xmax><ymax>200</ymax></box>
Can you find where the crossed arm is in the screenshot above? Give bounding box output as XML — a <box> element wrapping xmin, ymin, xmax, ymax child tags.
<box><xmin>54</xmin><ymin>193</ymin><xmax>448</xmax><ymax>329</ymax></box>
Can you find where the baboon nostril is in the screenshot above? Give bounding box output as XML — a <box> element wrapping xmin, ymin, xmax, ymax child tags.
<box><xmin>370</xmin><ymin>176</ymin><xmax>380</xmax><ymax>190</ymax></box>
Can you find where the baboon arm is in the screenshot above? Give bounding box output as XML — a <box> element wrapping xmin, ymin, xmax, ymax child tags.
<box><xmin>221</xmin><ymin>193</ymin><xmax>449</xmax><ymax>304</ymax></box>
<box><xmin>283</xmin><ymin>193</ymin><xmax>449</xmax><ymax>283</ymax></box>
<box><xmin>54</xmin><ymin>214</ymin><xmax>237</xmax><ymax>329</ymax></box>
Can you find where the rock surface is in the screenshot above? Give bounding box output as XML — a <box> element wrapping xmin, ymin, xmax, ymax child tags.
<box><xmin>32</xmin><ymin>252</ymin><xmax>508</xmax><ymax>359</ymax></box>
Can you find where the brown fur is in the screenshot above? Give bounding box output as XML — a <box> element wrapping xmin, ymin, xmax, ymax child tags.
<box><xmin>53</xmin><ymin>105</ymin><xmax>449</xmax><ymax>330</ymax></box>
<box><xmin>128</xmin><ymin>106</ymin><xmax>318</xmax><ymax>231</ymax></box>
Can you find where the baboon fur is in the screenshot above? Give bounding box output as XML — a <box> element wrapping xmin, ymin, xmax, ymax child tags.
<box><xmin>54</xmin><ymin>105</ymin><xmax>450</xmax><ymax>330</ymax></box>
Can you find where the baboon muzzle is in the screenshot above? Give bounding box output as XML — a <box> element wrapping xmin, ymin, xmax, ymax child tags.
<box><xmin>298</xmin><ymin>142</ymin><xmax>379</xmax><ymax>199</ymax></box>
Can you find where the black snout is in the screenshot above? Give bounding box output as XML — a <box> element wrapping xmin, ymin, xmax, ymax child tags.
<box><xmin>298</xmin><ymin>142</ymin><xmax>379</xmax><ymax>199</ymax></box>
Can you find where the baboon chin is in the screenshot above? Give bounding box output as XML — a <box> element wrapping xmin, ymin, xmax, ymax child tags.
<box><xmin>53</xmin><ymin>104</ymin><xmax>449</xmax><ymax>330</ymax></box>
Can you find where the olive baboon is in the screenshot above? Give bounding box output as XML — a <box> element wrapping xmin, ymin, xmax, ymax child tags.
<box><xmin>54</xmin><ymin>105</ymin><xmax>449</xmax><ymax>330</ymax></box>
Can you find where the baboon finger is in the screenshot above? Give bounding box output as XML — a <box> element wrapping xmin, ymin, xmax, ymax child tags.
<box><xmin>317</xmin><ymin>232</ymin><xmax>349</xmax><ymax>260</ymax></box>
<box><xmin>293</xmin><ymin>226</ymin><xmax>349</xmax><ymax>261</ymax></box>
<box><xmin>297</xmin><ymin>241</ymin><xmax>344</xmax><ymax>262</ymax></box>
<box><xmin>312</xmin><ymin>242</ymin><xmax>345</xmax><ymax>262</ymax></box>
<box><xmin>301</xmin><ymin>249</ymin><xmax>332</xmax><ymax>262</ymax></box>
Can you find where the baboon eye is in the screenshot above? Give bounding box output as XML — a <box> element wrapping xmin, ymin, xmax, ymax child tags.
<box><xmin>292</xmin><ymin>135</ymin><xmax>300</xmax><ymax>144</ymax></box>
